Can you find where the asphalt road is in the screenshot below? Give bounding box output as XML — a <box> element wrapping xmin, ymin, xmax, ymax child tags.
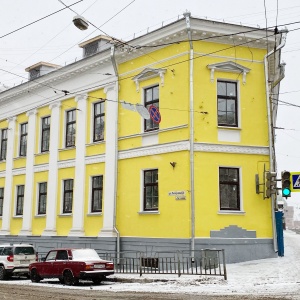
<box><xmin>0</xmin><ymin>283</ymin><xmax>296</xmax><ymax>300</ymax></box>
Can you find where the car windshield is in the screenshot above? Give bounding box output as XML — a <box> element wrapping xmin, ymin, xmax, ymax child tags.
<box><xmin>71</xmin><ymin>249</ymin><xmax>100</xmax><ymax>261</ymax></box>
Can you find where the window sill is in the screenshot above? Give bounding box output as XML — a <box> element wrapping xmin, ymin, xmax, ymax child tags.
<box><xmin>218</xmin><ymin>210</ymin><xmax>245</xmax><ymax>215</ymax></box>
<box><xmin>58</xmin><ymin>213</ymin><xmax>72</xmax><ymax>217</ymax></box>
<box><xmin>13</xmin><ymin>215</ymin><xmax>23</xmax><ymax>218</ymax></box>
<box><xmin>217</xmin><ymin>126</ymin><xmax>241</xmax><ymax>130</ymax></box>
<box><xmin>87</xmin><ymin>212</ymin><xmax>102</xmax><ymax>216</ymax></box>
<box><xmin>138</xmin><ymin>211</ymin><xmax>160</xmax><ymax>215</ymax></box>
<box><xmin>34</xmin><ymin>214</ymin><xmax>46</xmax><ymax>218</ymax></box>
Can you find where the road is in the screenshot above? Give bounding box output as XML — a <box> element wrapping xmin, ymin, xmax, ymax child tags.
<box><xmin>0</xmin><ymin>282</ymin><xmax>296</xmax><ymax>300</ymax></box>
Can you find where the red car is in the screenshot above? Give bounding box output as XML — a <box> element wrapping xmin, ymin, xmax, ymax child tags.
<box><xmin>29</xmin><ymin>248</ymin><xmax>114</xmax><ymax>285</ymax></box>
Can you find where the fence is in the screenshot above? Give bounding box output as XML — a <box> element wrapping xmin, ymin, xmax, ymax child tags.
<box><xmin>99</xmin><ymin>249</ymin><xmax>227</xmax><ymax>280</ymax></box>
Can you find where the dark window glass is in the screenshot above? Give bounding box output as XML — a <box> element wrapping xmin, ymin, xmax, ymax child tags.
<box><xmin>16</xmin><ymin>185</ymin><xmax>25</xmax><ymax>216</ymax></box>
<box><xmin>0</xmin><ymin>129</ymin><xmax>8</xmax><ymax>161</ymax></box>
<box><xmin>0</xmin><ymin>188</ymin><xmax>3</xmax><ymax>216</ymax></box>
<box><xmin>143</xmin><ymin>169</ymin><xmax>158</xmax><ymax>211</ymax></box>
<box><xmin>41</xmin><ymin>116</ymin><xmax>50</xmax><ymax>152</ymax></box>
<box><xmin>217</xmin><ymin>81</ymin><xmax>238</xmax><ymax>127</ymax></box>
<box><xmin>38</xmin><ymin>182</ymin><xmax>47</xmax><ymax>215</ymax></box>
<box><xmin>66</xmin><ymin>110</ymin><xmax>76</xmax><ymax>147</ymax></box>
<box><xmin>219</xmin><ymin>167</ymin><xmax>240</xmax><ymax>210</ymax></box>
<box><xmin>19</xmin><ymin>123</ymin><xmax>28</xmax><ymax>156</ymax></box>
<box><xmin>144</xmin><ymin>86</ymin><xmax>159</xmax><ymax>131</ymax></box>
<box><xmin>91</xmin><ymin>176</ymin><xmax>103</xmax><ymax>212</ymax></box>
<box><xmin>63</xmin><ymin>179</ymin><xmax>73</xmax><ymax>213</ymax></box>
<box><xmin>93</xmin><ymin>102</ymin><xmax>105</xmax><ymax>142</ymax></box>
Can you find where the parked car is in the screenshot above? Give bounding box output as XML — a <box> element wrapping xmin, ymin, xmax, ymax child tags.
<box><xmin>0</xmin><ymin>243</ymin><xmax>37</xmax><ymax>280</ymax></box>
<box><xmin>29</xmin><ymin>248</ymin><xmax>114</xmax><ymax>285</ymax></box>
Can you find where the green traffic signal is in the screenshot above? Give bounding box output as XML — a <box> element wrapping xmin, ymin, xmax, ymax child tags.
<box><xmin>281</xmin><ymin>171</ymin><xmax>291</xmax><ymax>198</ymax></box>
<box><xmin>282</xmin><ymin>187</ymin><xmax>291</xmax><ymax>197</ymax></box>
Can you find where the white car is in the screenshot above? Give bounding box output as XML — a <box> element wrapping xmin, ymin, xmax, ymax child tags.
<box><xmin>0</xmin><ymin>244</ymin><xmax>37</xmax><ymax>279</ymax></box>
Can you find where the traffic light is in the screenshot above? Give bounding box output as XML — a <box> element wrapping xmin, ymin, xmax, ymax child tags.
<box><xmin>281</xmin><ymin>171</ymin><xmax>291</xmax><ymax>198</ymax></box>
<box><xmin>265</xmin><ymin>171</ymin><xmax>277</xmax><ymax>198</ymax></box>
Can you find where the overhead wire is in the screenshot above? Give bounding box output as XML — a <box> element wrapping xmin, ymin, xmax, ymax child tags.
<box><xmin>0</xmin><ymin>0</ymin><xmax>84</xmax><ymax>39</ymax></box>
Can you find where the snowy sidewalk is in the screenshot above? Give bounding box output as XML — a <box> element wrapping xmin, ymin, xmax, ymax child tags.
<box><xmin>1</xmin><ymin>230</ymin><xmax>300</xmax><ymax>298</ymax></box>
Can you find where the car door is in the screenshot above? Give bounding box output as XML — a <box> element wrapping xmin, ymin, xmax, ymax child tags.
<box><xmin>39</xmin><ymin>250</ymin><xmax>57</xmax><ymax>277</ymax></box>
<box><xmin>52</xmin><ymin>250</ymin><xmax>68</xmax><ymax>276</ymax></box>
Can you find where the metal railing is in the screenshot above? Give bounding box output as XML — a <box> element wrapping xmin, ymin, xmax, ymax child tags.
<box><xmin>99</xmin><ymin>249</ymin><xmax>227</xmax><ymax>280</ymax></box>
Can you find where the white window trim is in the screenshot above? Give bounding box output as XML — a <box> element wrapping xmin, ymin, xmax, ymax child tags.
<box><xmin>138</xmin><ymin>168</ymin><xmax>159</xmax><ymax>214</ymax></box>
<box><xmin>60</xmin><ymin>178</ymin><xmax>73</xmax><ymax>215</ymax></box>
<box><xmin>141</xmin><ymin>84</ymin><xmax>160</xmax><ymax>133</ymax></box>
<box><xmin>64</xmin><ymin>109</ymin><xmax>77</xmax><ymax>149</ymax></box>
<box><xmin>39</xmin><ymin>115</ymin><xmax>51</xmax><ymax>153</ymax></box>
<box><xmin>218</xmin><ymin>166</ymin><xmax>243</xmax><ymax>213</ymax></box>
<box><xmin>216</xmin><ymin>79</ymin><xmax>241</xmax><ymax>128</ymax></box>
<box><xmin>35</xmin><ymin>182</ymin><xmax>47</xmax><ymax>216</ymax></box>
<box><xmin>88</xmin><ymin>175</ymin><xmax>103</xmax><ymax>214</ymax></box>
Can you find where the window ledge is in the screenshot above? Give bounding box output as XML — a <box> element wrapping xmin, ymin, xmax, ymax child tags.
<box><xmin>13</xmin><ymin>215</ymin><xmax>23</xmax><ymax>219</ymax></box>
<box><xmin>218</xmin><ymin>126</ymin><xmax>241</xmax><ymax>130</ymax></box>
<box><xmin>87</xmin><ymin>212</ymin><xmax>102</xmax><ymax>216</ymax></box>
<box><xmin>138</xmin><ymin>211</ymin><xmax>160</xmax><ymax>215</ymax></box>
<box><xmin>218</xmin><ymin>210</ymin><xmax>245</xmax><ymax>215</ymax></box>
<box><xmin>58</xmin><ymin>213</ymin><xmax>72</xmax><ymax>217</ymax></box>
<box><xmin>34</xmin><ymin>214</ymin><xmax>46</xmax><ymax>218</ymax></box>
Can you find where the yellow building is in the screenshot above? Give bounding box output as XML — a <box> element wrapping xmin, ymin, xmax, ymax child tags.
<box><xmin>0</xmin><ymin>13</ymin><xmax>287</xmax><ymax>262</ymax></box>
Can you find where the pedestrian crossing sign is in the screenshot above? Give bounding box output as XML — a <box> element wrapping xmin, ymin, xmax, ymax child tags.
<box><xmin>291</xmin><ymin>172</ymin><xmax>300</xmax><ymax>192</ymax></box>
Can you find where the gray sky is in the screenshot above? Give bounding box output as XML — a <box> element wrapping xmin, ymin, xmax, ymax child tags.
<box><xmin>1</xmin><ymin>0</ymin><xmax>300</xmax><ymax>202</ymax></box>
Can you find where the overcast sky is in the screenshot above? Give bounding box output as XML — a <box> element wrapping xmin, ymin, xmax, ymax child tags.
<box><xmin>1</xmin><ymin>0</ymin><xmax>300</xmax><ymax>203</ymax></box>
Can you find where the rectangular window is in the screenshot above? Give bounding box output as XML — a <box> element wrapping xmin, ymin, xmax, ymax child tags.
<box><xmin>65</xmin><ymin>110</ymin><xmax>76</xmax><ymax>147</ymax></box>
<box><xmin>63</xmin><ymin>179</ymin><xmax>73</xmax><ymax>213</ymax></box>
<box><xmin>219</xmin><ymin>167</ymin><xmax>240</xmax><ymax>210</ymax></box>
<box><xmin>91</xmin><ymin>176</ymin><xmax>103</xmax><ymax>212</ymax></box>
<box><xmin>16</xmin><ymin>185</ymin><xmax>25</xmax><ymax>216</ymax></box>
<box><xmin>41</xmin><ymin>116</ymin><xmax>50</xmax><ymax>152</ymax></box>
<box><xmin>19</xmin><ymin>123</ymin><xmax>28</xmax><ymax>156</ymax></box>
<box><xmin>217</xmin><ymin>81</ymin><xmax>238</xmax><ymax>127</ymax></box>
<box><xmin>0</xmin><ymin>129</ymin><xmax>7</xmax><ymax>161</ymax></box>
<box><xmin>143</xmin><ymin>169</ymin><xmax>158</xmax><ymax>211</ymax></box>
<box><xmin>0</xmin><ymin>188</ymin><xmax>3</xmax><ymax>216</ymax></box>
<box><xmin>93</xmin><ymin>102</ymin><xmax>105</xmax><ymax>142</ymax></box>
<box><xmin>144</xmin><ymin>86</ymin><xmax>159</xmax><ymax>131</ymax></box>
<box><xmin>38</xmin><ymin>182</ymin><xmax>47</xmax><ymax>215</ymax></box>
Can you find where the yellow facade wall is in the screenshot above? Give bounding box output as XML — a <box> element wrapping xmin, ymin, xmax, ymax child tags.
<box><xmin>116</xmin><ymin>151</ymin><xmax>190</xmax><ymax>238</ymax></box>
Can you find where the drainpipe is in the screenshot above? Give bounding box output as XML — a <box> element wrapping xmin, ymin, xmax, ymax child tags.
<box><xmin>110</xmin><ymin>45</ymin><xmax>120</xmax><ymax>262</ymax></box>
<box><xmin>264</xmin><ymin>29</ymin><xmax>288</xmax><ymax>252</ymax></box>
<box><xmin>184</xmin><ymin>12</ymin><xmax>195</xmax><ymax>258</ymax></box>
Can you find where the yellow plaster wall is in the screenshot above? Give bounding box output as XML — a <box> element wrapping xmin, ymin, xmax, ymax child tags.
<box><xmin>116</xmin><ymin>151</ymin><xmax>190</xmax><ymax>238</ymax></box>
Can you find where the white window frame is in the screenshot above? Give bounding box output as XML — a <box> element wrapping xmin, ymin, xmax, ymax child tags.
<box><xmin>218</xmin><ymin>166</ymin><xmax>245</xmax><ymax>214</ymax></box>
<box><xmin>216</xmin><ymin>79</ymin><xmax>241</xmax><ymax>129</ymax></box>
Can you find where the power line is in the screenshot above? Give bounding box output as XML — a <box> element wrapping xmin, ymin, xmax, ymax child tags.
<box><xmin>0</xmin><ymin>0</ymin><xmax>84</xmax><ymax>39</ymax></box>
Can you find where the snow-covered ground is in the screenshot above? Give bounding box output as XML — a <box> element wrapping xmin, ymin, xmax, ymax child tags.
<box><xmin>1</xmin><ymin>230</ymin><xmax>300</xmax><ymax>297</ymax></box>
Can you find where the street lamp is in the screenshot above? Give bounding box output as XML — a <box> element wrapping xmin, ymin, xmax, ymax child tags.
<box><xmin>73</xmin><ymin>15</ymin><xmax>89</xmax><ymax>30</ymax></box>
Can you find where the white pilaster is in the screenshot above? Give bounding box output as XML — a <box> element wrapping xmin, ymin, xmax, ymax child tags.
<box><xmin>99</xmin><ymin>84</ymin><xmax>118</xmax><ymax>237</ymax></box>
<box><xmin>0</xmin><ymin>117</ymin><xmax>16</xmax><ymax>235</ymax></box>
<box><xmin>43</xmin><ymin>102</ymin><xmax>61</xmax><ymax>236</ymax></box>
<box><xmin>19</xmin><ymin>109</ymin><xmax>37</xmax><ymax>235</ymax></box>
<box><xmin>69</xmin><ymin>94</ymin><xmax>88</xmax><ymax>237</ymax></box>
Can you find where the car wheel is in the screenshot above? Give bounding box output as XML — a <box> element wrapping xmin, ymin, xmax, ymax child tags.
<box><xmin>59</xmin><ymin>278</ymin><xmax>64</xmax><ymax>284</ymax></box>
<box><xmin>30</xmin><ymin>269</ymin><xmax>41</xmax><ymax>283</ymax></box>
<box><xmin>63</xmin><ymin>270</ymin><xmax>74</xmax><ymax>286</ymax></box>
<box><xmin>0</xmin><ymin>266</ymin><xmax>6</xmax><ymax>280</ymax></box>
